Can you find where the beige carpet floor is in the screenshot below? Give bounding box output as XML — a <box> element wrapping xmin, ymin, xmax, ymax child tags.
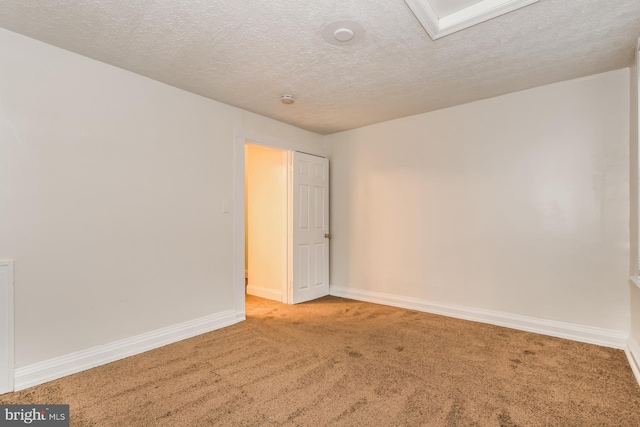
<box><xmin>2</xmin><ymin>295</ymin><xmax>640</xmax><ymax>426</ymax></box>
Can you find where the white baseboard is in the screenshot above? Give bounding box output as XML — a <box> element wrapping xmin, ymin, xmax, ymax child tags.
<box><xmin>329</xmin><ymin>285</ymin><xmax>628</xmax><ymax>349</ymax></box>
<box><xmin>246</xmin><ymin>284</ymin><xmax>282</xmax><ymax>302</ymax></box>
<box><xmin>14</xmin><ymin>309</ymin><xmax>244</xmax><ymax>391</ymax></box>
<box><xmin>626</xmin><ymin>337</ymin><xmax>640</xmax><ymax>387</ymax></box>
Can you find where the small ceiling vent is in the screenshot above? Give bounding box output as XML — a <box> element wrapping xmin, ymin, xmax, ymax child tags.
<box><xmin>321</xmin><ymin>21</ymin><xmax>365</xmax><ymax>47</ymax></box>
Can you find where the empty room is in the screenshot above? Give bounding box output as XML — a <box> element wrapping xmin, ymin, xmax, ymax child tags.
<box><xmin>1</xmin><ymin>0</ymin><xmax>640</xmax><ymax>425</ymax></box>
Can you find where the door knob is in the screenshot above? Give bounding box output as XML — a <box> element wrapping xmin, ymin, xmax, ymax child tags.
<box><xmin>325</xmin><ymin>233</ymin><xmax>331</xmax><ymax>239</ymax></box>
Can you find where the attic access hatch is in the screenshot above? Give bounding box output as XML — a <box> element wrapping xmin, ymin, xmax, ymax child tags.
<box><xmin>405</xmin><ymin>0</ymin><xmax>539</xmax><ymax>40</ymax></box>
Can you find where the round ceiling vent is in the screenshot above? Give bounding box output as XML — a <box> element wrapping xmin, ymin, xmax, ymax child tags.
<box><xmin>321</xmin><ymin>21</ymin><xmax>364</xmax><ymax>47</ymax></box>
<box><xmin>333</xmin><ymin>28</ymin><xmax>354</xmax><ymax>42</ymax></box>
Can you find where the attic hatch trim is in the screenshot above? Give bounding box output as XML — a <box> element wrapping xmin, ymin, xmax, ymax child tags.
<box><xmin>405</xmin><ymin>0</ymin><xmax>539</xmax><ymax>40</ymax></box>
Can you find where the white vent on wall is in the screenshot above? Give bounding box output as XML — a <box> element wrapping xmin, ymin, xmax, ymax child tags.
<box><xmin>0</xmin><ymin>260</ymin><xmax>14</xmax><ymax>394</ymax></box>
<box><xmin>405</xmin><ymin>0</ymin><xmax>539</xmax><ymax>40</ymax></box>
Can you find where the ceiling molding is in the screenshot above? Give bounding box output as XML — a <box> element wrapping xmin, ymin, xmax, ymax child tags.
<box><xmin>405</xmin><ymin>0</ymin><xmax>539</xmax><ymax>40</ymax></box>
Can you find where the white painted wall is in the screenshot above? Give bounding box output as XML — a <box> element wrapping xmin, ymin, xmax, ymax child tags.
<box><xmin>0</xmin><ymin>28</ymin><xmax>323</xmax><ymax>369</ymax></box>
<box><xmin>326</xmin><ymin>69</ymin><xmax>631</xmax><ymax>333</ymax></box>
<box><xmin>245</xmin><ymin>144</ymin><xmax>287</xmax><ymax>301</ymax></box>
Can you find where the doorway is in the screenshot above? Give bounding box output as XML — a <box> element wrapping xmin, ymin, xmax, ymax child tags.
<box><xmin>233</xmin><ymin>130</ymin><xmax>330</xmax><ymax>315</ymax></box>
<box><xmin>244</xmin><ymin>144</ymin><xmax>288</xmax><ymax>302</ymax></box>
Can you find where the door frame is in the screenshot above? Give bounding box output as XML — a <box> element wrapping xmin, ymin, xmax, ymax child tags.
<box><xmin>232</xmin><ymin>129</ymin><xmax>326</xmax><ymax>316</ymax></box>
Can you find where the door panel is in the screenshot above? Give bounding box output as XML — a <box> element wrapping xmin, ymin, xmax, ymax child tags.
<box><xmin>292</xmin><ymin>152</ymin><xmax>329</xmax><ymax>304</ymax></box>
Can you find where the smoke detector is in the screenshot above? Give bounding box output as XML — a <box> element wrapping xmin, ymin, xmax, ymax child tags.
<box><xmin>281</xmin><ymin>94</ymin><xmax>295</xmax><ymax>104</ymax></box>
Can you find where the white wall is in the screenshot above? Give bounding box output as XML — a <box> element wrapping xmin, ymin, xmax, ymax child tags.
<box><xmin>326</xmin><ymin>69</ymin><xmax>631</xmax><ymax>334</ymax></box>
<box><xmin>245</xmin><ymin>144</ymin><xmax>287</xmax><ymax>301</ymax></box>
<box><xmin>0</xmin><ymin>28</ymin><xmax>323</xmax><ymax>368</ymax></box>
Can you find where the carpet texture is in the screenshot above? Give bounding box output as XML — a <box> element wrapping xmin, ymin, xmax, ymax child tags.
<box><xmin>2</xmin><ymin>295</ymin><xmax>640</xmax><ymax>426</ymax></box>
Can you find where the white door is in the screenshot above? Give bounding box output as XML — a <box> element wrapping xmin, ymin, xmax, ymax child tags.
<box><xmin>291</xmin><ymin>151</ymin><xmax>330</xmax><ymax>304</ymax></box>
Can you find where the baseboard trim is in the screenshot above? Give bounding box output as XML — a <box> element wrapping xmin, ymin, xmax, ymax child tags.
<box><xmin>14</xmin><ymin>309</ymin><xmax>243</xmax><ymax>391</ymax></box>
<box><xmin>626</xmin><ymin>337</ymin><xmax>640</xmax><ymax>387</ymax></box>
<box><xmin>329</xmin><ymin>285</ymin><xmax>627</xmax><ymax>349</ymax></box>
<box><xmin>246</xmin><ymin>284</ymin><xmax>282</xmax><ymax>302</ymax></box>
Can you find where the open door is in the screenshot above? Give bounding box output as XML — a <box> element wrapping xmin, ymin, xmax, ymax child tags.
<box><xmin>290</xmin><ymin>151</ymin><xmax>330</xmax><ymax>304</ymax></box>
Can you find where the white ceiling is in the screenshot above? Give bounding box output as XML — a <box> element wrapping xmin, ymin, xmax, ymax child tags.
<box><xmin>0</xmin><ymin>0</ymin><xmax>638</xmax><ymax>135</ymax></box>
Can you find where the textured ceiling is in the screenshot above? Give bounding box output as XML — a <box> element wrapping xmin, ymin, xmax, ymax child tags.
<box><xmin>0</xmin><ymin>0</ymin><xmax>638</xmax><ymax>135</ymax></box>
